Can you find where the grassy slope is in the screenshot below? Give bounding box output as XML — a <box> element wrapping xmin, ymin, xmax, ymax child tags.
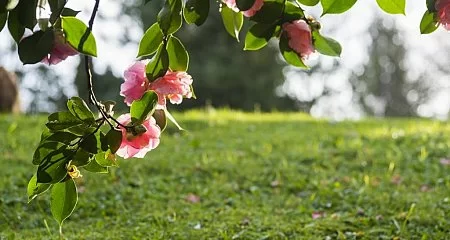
<box><xmin>0</xmin><ymin>110</ymin><xmax>449</xmax><ymax>239</ymax></box>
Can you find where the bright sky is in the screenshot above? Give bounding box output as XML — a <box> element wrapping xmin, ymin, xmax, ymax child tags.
<box><xmin>0</xmin><ymin>0</ymin><xmax>448</xmax><ymax>118</ymax></box>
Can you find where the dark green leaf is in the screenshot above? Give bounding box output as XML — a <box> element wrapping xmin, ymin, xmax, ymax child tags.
<box><xmin>46</xmin><ymin>111</ymin><xmax>83</xmax><ymax>131</ymax></box>
<box><xmin>279</xmin><ymin>33</ymin><xmax>308</xmax><ymax>68</ymax></box>
<box><xmin>130</xmin><ymin>90</ymin><xmax>158</xmax><ymax>125</ymax></box>
<box><xmin>49</xmin><ymin>0</ymin><xmax>68</xmax><ymax>24</ymax></box>
<box><xmin>221</xmin><ymin>6</ymin><xmax>244</xmax><ymax>41</ymax></box>
<box><xmin>71</xmin><ymin>148</ymin><xmax>91</xmax><ymax>167</ymax></box>
<box><xmin>84</xmin><ymin>157</ymin><xmax>108</xmax><ymax>173</ymax></box>
<box><xmin>312</xmin><ymin>31</ymin><xmax>341</xmax><ymax>57</ymax></box>
<box><xmin>298</xmin><ymin>0</ymin><xmax>320</xmax><ymax>6</ymax></box>
<box><xmin>61</xmin><ymin>8</ymin><xmax>80</xmax><ymax>17</ymax></box>
<box><xmin>166</xmin><ymin>36</ymin><xmax>189</xmax><ymax>71</ymax></box>
<box><xmin>67</xmin><ymin>97</ymin><xmax>95</xmax><ymax>123</ymax></box>
<box><xmin>51</xmin><ymin>179</ymin><xmax>77</xmax><ymax>226</ymax></box>
<box><xmin>44</xmin><ymin>131</ymin><xmax>79</xmax><ymax>145</ymax></box>
<box><xmin>27</xmin><ymin>174</ymin><xmax>51</xmax><ymax>203</ymax></box>
<box><xmin>420</xmin><ymin>10</ymin><xmax>439</xmax><ymax>34</ymax></box>
<box><xmin>0</xmin><ymin>12</ymin><xmax>7</xmax><ymax>32</ymax></box>
<box><xmin>33</xmin><ymin>141</ymin><xmax>60</xmax><ymax>165</ymax></box>
<box><xmin>153</xmin><ymin>109</ymin><xmax>167</xmax><ymax>131</ymax></box>
<box><xmin>426</xmin><ymin>0</ymin><xmax>436</xmax><ymax>12</ymax></box>
<box><xmin>145</xmin><ymin>44</ymin><xmax>169</xmax><ymax>81</ymax></box>
<box><xmin>236</xmin><ymin>0</ymin><xmax>256</xmax><ymax>11</ymax></box>
<box><xmin>17</xmin><ymin>0</ymin><xmax>37</xmax><ymax>29</ymax></box>
<box><xmin>18</xmin><ymin>30</ymin><xmax>54</xmax><ymax>64</ymax></box>
<box><xmin>137</xmin><ymin>23</ymin><xmax>164</xmax><ymax>58</ymax></box>
<box><xmin>36</xmin><ymin>147</ymin><xmax>72</xmax><ymax>183</ymax></box>
<box><xmin>79</xmin><ymin>133</ymin><xmax>99</xmax><ymax>154</ymax></box>
<box><xmin>61</xmin><ymin>16</ymin><xmax>97</xmax><ymax>57</ymax></box>
<box><xmin>321</xmin><ymin>0</ymin><xmax>357</xmax><ymax>15</ymax></box>
<box><xmin>376</xmin><ymin>0</ymin><xmax>405</xmax><ymax>15</ymax></box>
<box><xmin>281</xmin><ymin>1</ymin><xmax>305</xmax><ymax>23</ymax></box>
<box><xmin>7</xmin><ymin>7</ymin><xmax>24</xmax><ymax>43</ymax></box>
<box><xmin>244</xmin><ymin>23</ymin><xmax>275</xmax><ymax>51</ymax></box>
<box><xmin>157</xmin><ymin>0</ymin><xmax>183</xmax><ymax>35</ymax></box>
<box><xmin>106</xmin><ymin>128</ymin><xmax>122</xmax><ymax>154</ymax></box>
<box><xmin>250</xmin><ymin>0</ymin><xmax>284</xmax><ymax>24</ymax></box>
<box><xmin>183</xmin><ymin>0</ymin><xmax>209</xmax><ymax>26</ymax></box>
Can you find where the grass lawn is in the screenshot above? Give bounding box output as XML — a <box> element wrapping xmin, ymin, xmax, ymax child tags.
<box><xmin>1</xmin><ymin>110</ymin><xmax>449</xmax><ymax>239</ymax></box>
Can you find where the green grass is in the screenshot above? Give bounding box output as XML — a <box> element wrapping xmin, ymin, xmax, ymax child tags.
<box><xmin>1</xmin><ymin>110</ymin><xmax>450</xmax><ymax>239</ymax></box>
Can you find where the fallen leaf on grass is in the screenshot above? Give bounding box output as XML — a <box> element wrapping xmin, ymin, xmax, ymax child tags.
<box><xmin>391</xmin><ymin>175</ymin><xmax>402</xmax><ymax>185</ymax></box>
<box><xmin>312</xmin><ymin>211</ymin><xmax>325</xmax><ymax>219</ymax></box>
<box><xmin>439</xmin><ymin>158</ymin><xmax>450</xmax><ymax>166</ymax></box>
<box><xmin>185</xmin><ymin>193</ymin><xmax>201</xmax><ymax>203</ymax></box>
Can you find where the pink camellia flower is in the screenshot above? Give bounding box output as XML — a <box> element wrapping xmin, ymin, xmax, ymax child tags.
<box><xmin>42</xmin><ymin>30</ymin><xmax>78</xmax><ymax>65</ymax></box>
<box><xmin>120</xmin><ymin>61</ymin><xmax>149</xmax><ymax>105</ymax></box>
<box><xmin>115</xmin><ymin>113</ymin><xmax>161</xmax><ymax>159</ymax></box>
<box><xmin>436</xmin><ymin>0</ymin><xmax>450</xmax><ymax>30</ymax></box>
<box><xmin>282</xmin><ymin>20</ymin><xmax>315</xmax><ymax>59</ymax></box>
<box><xmin>120</xmin><ymin>61</ymin><xmax>194</xmax><ymax>106</ymax></box>
<box><xmin>149</xmin><ymin>70</ymin><xmax>193</xmax><ymax>105</ymax></box>
<box><xmin>223</xmin><ymin>0</ymin><xmax>264</xmax><ymax>17</ymax></box>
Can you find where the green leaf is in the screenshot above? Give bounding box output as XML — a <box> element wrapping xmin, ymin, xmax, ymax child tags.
<box><xmin>84</xmin><ymin>157</ymin><xmax>108</xmax><ymax>173</ymax></box>
<box><xmin>145</xmin><ymin>44</ymin><xmax>169</xmax><ymax>81</ymax></box>
<box><xmin>183</xmin><ymin>0</ymin><xmax>209</xmax><ymax>26</ymax></box>
<box><xmin>46</xmin><ymin>111</ymin><xmax>83</xmax><ymax>131</ymax></box>
<box><xmin>279</xmin><ymin>33</ymin><xmax>308</xmax><ymax>68</ymax></box>
<box><xmin>153</xmin><ymin>109</ymin><xmax>167</xmax><ymax>131</ymax></box>
<box><xmin>67</xmin><ymin>97</ymin><xmax>95</xmax><ymax>123</ymax></box>
<box><xmin>137</xmin><ymin>23</ymin><xmax>164</xmax><ymax>58</ymax></box>
<box><xmin>71</xmin><ymin>148</ymin><xmax>91</xmax><ymax>167</ymax></box>
<box><xmin>236</xmin><ymin>0</ymin><xmax>256</xmax><ymax>11</ymax></box>
<box><xmin>94</xmin><ymin>150</ymin><xmax>117</xmax><ymax>167</ymax></box>
<box><xmin>17</xmin><ymin>0</ymin><xmax>37</xmax><ymax>29</ymax></box>
<box><xmin>51</xmin><ymin>179</ymin><xmax>78</xmax><ymax>226</ymax></box>
<box><xmin>61</xmin><ymin>16</ymin><xmax>97</xmax><ymax>57</ymax></box>
<box><xmin>7</xmin><ymin>7</ymin><xmax>24</xmax><ymax>43</ymax></box>
<box><xmin>376</xmin><ymin>0</ymin><xmax>405</xmax><ymax>15</ymax></box>
<box><xmin>27</xmin><ymin>174</ymin><xmax>51</xmax><ymax>203</ymax></box>
<box><xmin>18</xmin><ymin>30</ymin><xmax>54</xmax><ymax>64</ymax></box>
<box><xmin>130</xmin><ymin>90</ymin><xmax>158</xmax><ymax>125</ymax></box>
<box><xmin>79</xmin><ymin>133</ymin><xmax>99</xmax><ymax>154</ymax></box>
<box><xmin>43</xmin><ymin>131</ymin><xmax>79</xmax><ymax>145</ymax></box>
<box><xmin>320</xmin><ymin>0</ymin><xmax>357</xmax><ymax>15</ymax></box>
<box><xmin>244</xmin><ymin>23</ymin><xmax>275</xmax><ymax>51</ymax></box>
<box><xmin>312</xmin><ymin>31</ymin><xmax>341</xmax><ymax>57</ymax></box>
<box><xmin>105</xmin><ymin>128</ymin><xmax>122</xmax><ymax>154</ymax></box>
<box><xmin>0</xmin><ymin>12</ymin><xmax>7</xmax><ymax>32</ymax></box>
<box><xmin>221</xmin><ymin>6</ymin><xmax>244</xmax><ymax>41</ymax></box>
<box><xmin>166</xmin><ymin>36</ymin><xmax>189</xmax><ymax>71</ymax></box>
<box><xmin>33</xmin><ymin>141</ymin><xmax>61</xmax><ymax>165</ymax></box>
<box><xmin>250</xmin><ymin>0</ymin><xmax>284</xmax><ymax>24</ymax></box>
<box><xmin>6</xmin><ymin>0</ymin><xmax>19</xmax><ymax>11</ymax></box>
<box><xmin>298</xmin><ymin>0</ymin><xmax>320</xmax><ymax>6</ymax></box>
<box><xmin>157</xmin><ymin>0</ymin><xmax>183</xmax><ymax>35</ymax></box>
<box><xmin>164</xmin><ymin>108</ymin><xmax>184</xmax><ymax>130</ymax></box>
<box><xmin>36</xmin><ymin>147</ymin><xmax>72</xmax><ymax>183</ymax></box>
<box><xmin>420</xmin><ymin>10</ymin><xmax>439</xmax><ymax>34</ymax></box>
<box><xmin>282</xmin><ymin>1</ymin><xmax>305</xmax><ymax>23</ymax></box>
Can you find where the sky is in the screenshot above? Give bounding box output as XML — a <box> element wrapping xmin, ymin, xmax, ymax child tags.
<box><xmin>0</xmin><ymin>0</ymin><xmax>449</xmax><ymax>118</ymax></box>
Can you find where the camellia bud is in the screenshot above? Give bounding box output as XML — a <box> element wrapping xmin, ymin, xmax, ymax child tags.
<box><xmin>307</xmin><ymin>16</ymin><xmax>321</xmax><ymax>31</ymax></box>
